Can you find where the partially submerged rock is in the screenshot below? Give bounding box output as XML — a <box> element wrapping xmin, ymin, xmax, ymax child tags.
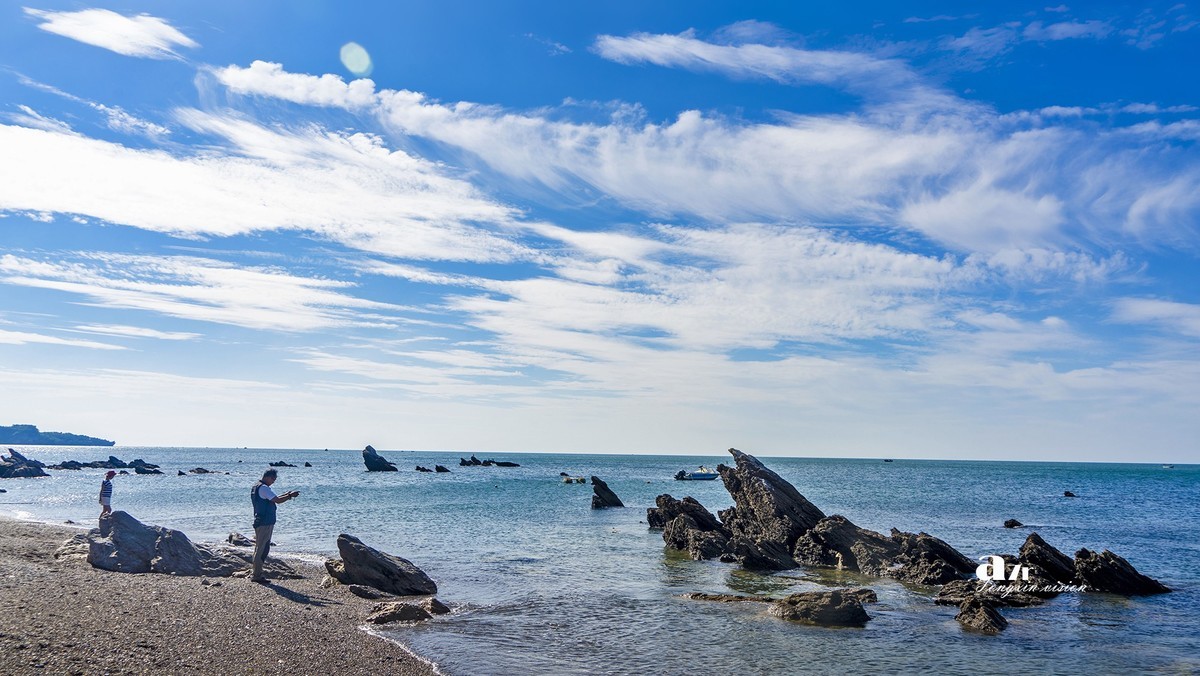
<box><xmin>1003</xmin><ymin>519</ymin><xmax>1023</xmax><ymax>528</ymax></box>
<box><xmin>1019</xmin><ymin>533</ymin><xmax>1076</xmax><ymax>584</ymax></box>
<box><xmin>590</xmin><ymin>476</ymin><xmax>624</xmax><ymax>509</ymax></box>
<box><xmin>362</xmin><ymin>445</ymin><xmax>398</xmax><ymax>472</ymax></box>
<box><xmin>227</xmin><ymin>531</ymin><xmax>254</xmax><ymax>547</ymax></box>
<box><xmin>324</xmin><ymin>533</ymin><xmax>437</xmax><ymax>595</ymax></box>
<box><xmin>434</xmin><ymin>465</ymin><xmax>451</xmax><ymax>473</ymax></box>
<box><xmin>366</xmin><ymin>602</ymin><xmax>432</xmax><ymax>624</ymax></box>
<box><xmin>0</xmin><ymin>448</ymin><xmax>48</xmax><ymax>478</ymax></box>
<box><xmin>1074</xmin><ymin>548</ymin><xmax>1170</xmax><ymax>595</ymax></box>
<box><xmin>955</xmin><ymin>597</ymin><xmax>1008</xmax><ymax>634</ymax></box>
<box><xmin>767</xmin><ymin>590</ymin><xmax>872</xmax><ymax>628</ymax></box>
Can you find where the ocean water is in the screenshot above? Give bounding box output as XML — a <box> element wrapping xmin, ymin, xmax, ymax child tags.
<box><xmin>3</xmin><ymin>446</ymin><xmax>1198</xmax><ymax>675</ymax></box>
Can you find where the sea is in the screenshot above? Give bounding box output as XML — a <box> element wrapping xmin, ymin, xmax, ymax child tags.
<box><xmin>2</xmin><ymin>446</ymin><xmax>1197</xmax><ymax>675</ymax></box>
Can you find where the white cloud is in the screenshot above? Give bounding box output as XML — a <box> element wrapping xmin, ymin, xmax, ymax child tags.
<box><xmin>1023</xmin><ymin>20</ymin><xmax>1114</xmax><ymax>41</ymax></box>
<box><xmin>214</xmin><ymin>61</ymin><xmax>379</xmax><ymax>108</ymax></box>
<box><xmin>0</xmin><ymin>115</ymin><xmax>527</xmax><ymax>262</ymax></box>
<box><xmin>24</xmin><ymin>7</ymin><xmax>198</xmax><ymax>59</ymax></box>
<box><xmin>0</xmin><ymin>253</ymin><xmax>411</xmax><ymax>332</ymax></box>
<box><xmin>1111</xmin><ymin>299</ymin><xmax>1200</xmax><ymax>337</ymax></box>
<box><xmin>73</xmin><ymin>324</ymin><xmax>201</xmax><ymax>341</ymax></box>
<box><xmin>6</xmin><ymin>104</ymin><xmax>74</xmax><ymax>134</ymax></box>
<box><xmin>0</xmin><ymin>328</ymin><xmax>124</xmax><ymax>350</ymax></box>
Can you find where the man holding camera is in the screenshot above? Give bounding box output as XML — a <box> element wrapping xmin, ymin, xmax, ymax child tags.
<box><xmin>250</xmin><ymin>468</ymin><xmax>299</xmax><ymax>583</ymax></box>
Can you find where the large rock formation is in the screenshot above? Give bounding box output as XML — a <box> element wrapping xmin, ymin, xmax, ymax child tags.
<box><xmin>650</xmin><ymin>495</ymin><xmax>731</xmax><ymax>561</ymax></box>
<box><xmin>766</xmin><ymin>589</ymin><xmax>873</xmax><ymax>627</ymax></box>
<box><xmin>1074</xmin><ymin>548</ymin><xmax>1171</xmax><ymax>595</ymax></box>
<box><xmin>717</xmin><ymin>448</ymin><xmax>826</xmax><ymax>548</ymax></box>
<box><xmin>590</xmin><ymin>476</ymin><xmax>625</xmax><ymax>509</ymax></box>
<box><xmin>324</xmin><ymin>533</ymin><xmax>436</xmax><ymax>595</ymax></box>
<box><xmin>74</xmin><ymin>511</ymin><xmax>298</xmax><ymax>578</ymax></box>
<box><xmin>0</xmin><ymin>448</ymin><xmax>49</xmax><ymax>478</ymax></box>
<box><xmin>1019</xmin><ymin>532</ymin><xmax>1076</xmax><ymax>584</ymax></box>
<box><xmin>362</xmin><ymin>445</ymin><xmax>398</xmax><ymax>472</ymax></box>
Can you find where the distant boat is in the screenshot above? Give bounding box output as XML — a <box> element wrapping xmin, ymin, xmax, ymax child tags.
<box><xmin>675</xmin><ymin>466</ymin><xmax>719</xmax><ymax>481</ymax></box>
<box><xmin>1163</xmin><ymin>464</ymin><xmax>1174</xmax><ymax>469</ymax></box>
<box><xmin>883</xmin><ymin>459</ymin><xmax>894</xmax><ymax>463</ymax></box>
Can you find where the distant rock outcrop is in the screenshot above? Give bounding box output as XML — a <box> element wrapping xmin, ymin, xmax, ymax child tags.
<box><xmin>590</xmin><ymin>476</ymin><xmax>624</xmax><ymax>509</ymax></box>
<box><xmin>434</xmin><ymin>465</ymin><xmax>450</xmax><ymax>473</ymax></box>
<box><xmin>415</xmin><ymin>466</ymin><xmax>433</xmax><ymax>473</ymax></box>
<box><xmin>362</xmin><ymin>445</ymin><xmax>398</xmax><ymax>472</ymax></box>
<box><xmin>48</xmin><ymin>455</ymin><xmax>130</xmax><ymax>470</ymax></box>
<box><xmin>1003</xmin><ymin>519</ymin><xmax>1023</xmax><ymax>528</ymax></box>
<box><xmin>0</xmin><ymin>448</ymin><xmax>49</xmax><ymax>478</ymax></box>
<box><xmin>324</xmin><ymin>533</ymin><xmax>437</xmax><ymax>596</ymax></box>
<box><xmin>268</xmin><ymin>460</ymin><xmax>296</xmax><ymax>467</ymax></box>
<box><xmin>0</xmin><ymin>424</ymin><xmax>114</xmax><ymax>446</ymax></box>
<box><xmin>458</xmin><ymin>455</ymin><xmax>519</xmax><ymax>467</ymax></box>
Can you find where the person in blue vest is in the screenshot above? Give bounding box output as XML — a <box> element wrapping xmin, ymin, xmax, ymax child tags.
<box><xmin>250</xmin><ymin>468</ymin><xmax>299</xmax><ymax>583</ymax></box>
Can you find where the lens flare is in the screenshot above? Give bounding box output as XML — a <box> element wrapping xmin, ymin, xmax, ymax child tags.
<box><xmin>339</xmin><ymin>42</ymin><xmax>372</xmax><ymax>77</ymax></box>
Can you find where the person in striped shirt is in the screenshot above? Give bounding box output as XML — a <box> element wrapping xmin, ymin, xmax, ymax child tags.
<box><xmin>99</xmin><ymin>470</ymin><xmax>115</xmax><ymax>519</ymax></box>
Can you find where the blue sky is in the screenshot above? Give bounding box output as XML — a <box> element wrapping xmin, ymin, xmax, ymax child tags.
<box><xmin>0</xmin><ymin>2</ymin><xmax>1197</xmax><ymax>460</ymax></box>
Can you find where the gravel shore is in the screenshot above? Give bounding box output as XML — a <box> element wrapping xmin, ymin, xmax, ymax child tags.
<box><xmin>0</xmin><ymin>516</ymin><xmax>438</xmax><ymax>675</ymax></box>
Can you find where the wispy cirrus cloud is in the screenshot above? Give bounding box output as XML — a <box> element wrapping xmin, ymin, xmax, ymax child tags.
<box><xmin>0</xmin><ymin>253</ymin><xmax>411</xmax><ymax>332</ymax></box>
<box><xmin>0</xmin><ymin>328</ymin><xmax>124</xmax><ymax>350</ymax></box>
<box><xmin>72</xmin><ymin>324</ymin><xmax>201</xmax><ymax>341</ymax></box>
<box><xmin>23</xmin><ymin>7</ymin><xmax>198</xmax><ymax>59</ymax></box>
<box><xmin>1111</xmin><ymin>298</ymin><xmax>1200</xmax><ymax>337</ymax></box>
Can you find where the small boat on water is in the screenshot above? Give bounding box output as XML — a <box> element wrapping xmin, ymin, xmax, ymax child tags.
<box><xmin>674</xmin><ymin>465</ymin><xmax>719</xmax><ymax>481</ymax></box>
<box><xmin>1163</xmin><ymin>464</ymin><xmax>1175</xmax><ymax>469</ymax></box>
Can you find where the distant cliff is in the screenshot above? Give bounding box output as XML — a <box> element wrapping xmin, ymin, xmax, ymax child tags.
<box><xmin>0</xmin><ymin>424</ymin><xmax>115</xmax><ymax>446</ymax></box>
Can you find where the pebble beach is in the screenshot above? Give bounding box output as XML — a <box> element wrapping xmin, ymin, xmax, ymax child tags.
<box><xmin>0</xmin><ymin>517</ymin><xmax>436</xmax><ymax>675</ymax></box>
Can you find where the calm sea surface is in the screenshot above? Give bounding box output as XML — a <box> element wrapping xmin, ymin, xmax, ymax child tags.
<box><xmin>3</xmin><ymin>446</ymin><xmax>1198</xmax><ymax>675</ymax></box>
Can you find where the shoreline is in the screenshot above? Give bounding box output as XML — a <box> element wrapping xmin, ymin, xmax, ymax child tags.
<box><xmin>0</xmin><ymin>515</ymin><xmax>438</xmax><ymax>675</ymax></box>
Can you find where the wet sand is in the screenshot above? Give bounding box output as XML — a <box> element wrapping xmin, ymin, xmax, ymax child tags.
<box><xmin>0</xmin><ymin>516</ymin><xmax>437</xmax><ymax>675</ymax></box>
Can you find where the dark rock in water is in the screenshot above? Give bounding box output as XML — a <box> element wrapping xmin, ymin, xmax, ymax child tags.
<box><xmin>49</xmin><ymin>455</ymin><xmax>132</xmax><ymax>470</ymax></box>
<box><xmin>1074</xmin><ymin>548</ymin><xmax>1170</xmax><ymax>595</ymax></box>
<box><xmin>590</xmin><ymin>476</ymin><xmax>624</xmax><ymax>509</ymax></box>
<box><xmin>0</xmin><ymin>488</ymin><xmax>6</xmax><ymax>493</ymax></box>
<box><xmin>129</xmin><ymin>459</ymin><xmax>160</xmax><ymax>470</ymax></box>
<box><xmin>481</xmin><ymin>459</ymin><xmax>495</xmax><ymax>466</ymax></box>
<box><xmin>1003</xmin><ymin>519</ymin><xmax>1022</xmax><ymax>528</ymax></box>
<box><xmin>560</xmin><ymin>472</ymin><xmax>570</xmax><ymax>477</ymax></box>
<box><xmin>935</xmin><ymin>578</ymin><xmax>1045</xmax><ymax>608</ymax></box>
<box><xmin>134</xmin><ymin>465</ymin><xmax>163</xmax><ymax>475</ymax></box>
<box><xmin>49</xmin><ymin>460</ymin><xmax>84</xmax><ymax>470</ymax></box>
<box><xmin>366</xmin><ymin>602</ymin><xmax>433</xmax><ymax>624</ymax></box>
<box><xmin>304</xmin><ymin>462</ymin><xmax>312</xmax><ymax>467</ymax></box>
<box><xmin>362</xmin><ymin>445</ymin><xmax>398</xmax><ymax>472</ymax></box>
<box><xmin>469</xmin><ymin>455</ymin><xmax>482</xmax><ymax>466</ymax></box>
<box><xmin>118</xmin><ymin>470</ymin><xmax>129</xmax><ymax>475</ymax></box>
<box><xmin>85</xmin><ymin>511</ymin><xmax>298</xmax><ymax>578</ymax></box>
<box><xmin>227</xmin><ymin>532</ymin><xmax>253</xmax><ymax>547</ymax></box>
<box><xmin>268</xmin><ymin>460</ymin><xmax>296</xmax><ymax>467</ymax></box>
<box><xmin>493</xmin><ymin>461</ymin><xmax>520</xmax><ymax>467</ymax></box>
<box><xmin>718</xmin><ymin>448</ymin><xmax>826</xmax><ymax>549</ymax></box>
<box><xmin>792</xmin><ymin>515</ymin><xmax>973</xmax><ymax>585</ymax></box>
<box><xmin>415</xmin><ymin>466</ymin><xmax>433</xmax><ymax>472</ymax></box>
<box><xmin>107</xmin><ymin>456</ymin><xmax>129</xmax><ymax>468</ymax></box>
<box><xmin>434</xmin><ymin>465</ymin><xmax>450</xmax><ymax>473</ymax></box>
<box><xmin>0</xmin><ymin>448</ymin><xmax>49</xmax><ymax>478</ymax></box>
<box><xmin>1063</xmin><ymin>490</ymin><xmax>1076</xmax><ymax>497</ymax></box>
<box><xmin>730</xmin><ymin>537</ymin><xmax>797</xmax><ymax>571</ymax></box>
<box><xmin>649</xmin><ymin>495</ymin><xmax>724</xmax><ymax>533</ymax></box>
<box><xmin>956</xmin><ymin>597</ymin><xmax>1008</xmax><ymax>633</ymax></box>
<box><xmin>767</xmin><ymin>590</ymin><xmax>871</xmax><ymax>627</ymax></box>
<box><xmin>1019</xmin><ymin>533</ymin><xmax>1076</xmax><ymax>584</ymax></box>
<box><xmin>177</xmin><ymin>470</ymin><xmax>186</xmax><ymax>476</ymax></box>
<box><xmin>460</xmin><ymin>458</ymin><xmax>470</xmax><ymax>466</ymax></box>
<box><xmin>421</xmin><ymin>597</ymin><xmax>450</xmax><ymax>615</ymax></box>
<box><xmin>348</xmin><ymin>584</ymin><xmax>393</xmax><ymax>600</ymax></box>
<box><xmin>189</xmin><ymin>467</ymin><xmax>214</xmax><ymax>474</ymax></box>
<box><xmin>325</xmin><ymin>533</ymin><xmax>437</xmax><ymax>595</ymax></box>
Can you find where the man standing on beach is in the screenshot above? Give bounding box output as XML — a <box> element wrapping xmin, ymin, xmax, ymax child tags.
<box><xmin>99</xmin><ymin>470</ymin><xmax>115</xmax><ymax>520</ymax></box>
<box><xmin>250</xmin><ymin>468</ymin><xmax>299</xmax><ymax>583</ymax></box>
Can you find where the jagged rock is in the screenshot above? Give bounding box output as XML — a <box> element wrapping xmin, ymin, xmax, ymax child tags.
<box><xmin>366</xmin><ymin>602</ymin><xmax>432</xmax><ymax>624</ymax></box>
<box><xmin>415</xmin><ymin>466</ymin><xmax>433</xmax><ymax>472</ymax></box>
<box><xmin>481</xmin><ymin>460</ymin><xmax>495</xmax><ymax>466</ymax></box>
<box><xmin>53</xmin><ymin>533</ymin><xmax>91</xmax><ymax>561</ymax></box>
<box><xmin>129</xmin><ymin>459</ymin><xmax>160</xmax><ymax>469</ymax></box>
<box><xmin>362</xmin><ymin>446</ymin><xmax>398</xmax><ymax>472</ymax></box>
<box><xmin>226</xmin><ymin>532</ymin><xmax>253</xmax><ymax>547</ymax></box>
<box><xmin>888</xmin><ymin>529</ymin><xmax>976</xmax><ymax>585</ymax></box>
<box><xmin>434</xmin><ymin>465</ymin><xmax>450</xmax><ymax>473</ymax></box>
<box><xmin>767</xmin><ymin>590</ymin><xmax>871</xmax><ymax>627</ymax></box>
<box><xmin>650</xmin><ymin>495</ymin><xmax>724</xmax><ymax>532</ymax></box>
<box><xmin>717</xmin><ymin>448</ymin><xmax>826</xmax><ymax>548</ymax></box>
<box><xmin>177</xmin><ymin>470</ymin><xmax>186</xmax><ymax>476</ymax></box>
<box><xmin>0</xmin><ymin>448</ymin><xmax>49</xmax><ymax>478</ymax></box>
<box><xmin>189</xmin><ymin>468</ymin><xmax>214</xmax><ymax>474</ymax></box>
<box><xmin>348</xmin><ymin>584</ymin><xmax>394</xmax><ymax>600</ymax></box>
<box><xmin>955</xmin><ymin>597</ymin><xmax>1008</xmax><ymax>633</ymax></box>
<box><xmin>1019</xmin><ymin>533</ymin><xmax>1076</xmax><ymax>584</ymax></box>
<box><xmin>934</xmin><ymin>578</ymin><xmax>1045</xmax><ymax>608</ymax></box>
<box><xmin>1063</xmin><ymin>491</ymin><xmax>1076</xmax><ymax>497</ymax></box>
<box><xmin>422</xmin><ymin>597</ymin><xmax>450</xmax><ymax>614</ymax></box>
<box><xmin>1074</xmin><ymin>548</ymin><xmax>1170</xmax><ymax>595</ymax></box>
<box><xmin>325</xmin><ymin>533</ymin><xmax>437</xmax><ymax>595</ymax></box>
<box><xmin>651</xmin><ymin>495</ymin><xmax>732</xmax><ymax>561</ymax></box>
<box><xmin>729</xmin><ymin>536</ymin><xmax>797</xmax><ymax>571</ymax></box>
<box><xmin>268</xmin><ymin>461</ymin><xmax>296</xmax><ymax>467</ymax></box>
<box><xmin>304</xmin><ymin>462</ymin><xmax>313</xmax><ymax>467</ymax></box>
<box><xmin>792</xmin><ymin>515</ymin><xmax>972</xmax><ymax>585</ymax></box>
<box><xmin>134</xmin><ymin>465</ymin><xmax>163</xmax><ymax>475</ymax></box>
<box><xmin>82</xmin><ymin>511</ymin><xmax>298</xmax><ymax>578</ymax></box>
<box><xmin>1004</xmin><ymin>519</ymin><xmax>1022</xmax><ymax>528</ymax></box>
<box><xmin>49</xmin><ymin>455</ymin><xmax>132</xmax><ymax>470</ymax></box>
<box><xmin>590</xmin><ymin>476</ymin><xmax>624</xmax><ymax>509</ymax></box>
<box><xmin>50</xmin><ymin>460</ymin><xmax>84</xmax><ymax>470</ymax></box>
<box><xmin>118</xmin><ymin>470</ymin><xmax>129</xmax><ymax>475</ymax></box>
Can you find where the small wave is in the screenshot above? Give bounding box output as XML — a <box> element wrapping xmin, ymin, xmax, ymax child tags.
<box><xmin>360</xmin><ymin>624</ymin><xmax>445</xmax><ymax>675</ymax></box>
